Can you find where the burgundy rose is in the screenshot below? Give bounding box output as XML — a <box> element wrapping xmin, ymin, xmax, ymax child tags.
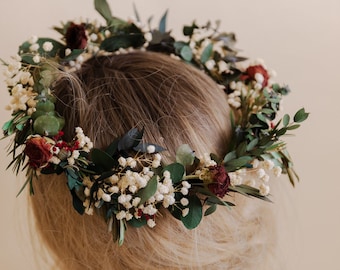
<box><xmin>65</xmin><ymin>23</ymin><xmax>87</xmax><ymax>49</ymax></box>
<box><xmin>240</xmin><ymin>65</ymin><xmax>269</xmax><ymax>87</ymax></box>
<box><xmin>24</xmin><ymin>137</ymin><xmax>52</xmax><ymax>169</ymax></box>
<box><xmin>208</xmin><ymin>165</ymin><xmax>230</xmax><ymax>198</ymax></box>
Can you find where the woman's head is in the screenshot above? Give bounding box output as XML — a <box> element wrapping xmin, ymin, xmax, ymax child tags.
<box><xmin>29</xmin><ymin>51</ymin><xmax>278</xmax><ymax>269</ymax></box>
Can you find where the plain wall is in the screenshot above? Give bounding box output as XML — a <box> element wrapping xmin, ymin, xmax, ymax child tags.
<box><xmin>0</xmin><ymin>0</ymin><xmax>339</xmax><ymax>269</ymax></box>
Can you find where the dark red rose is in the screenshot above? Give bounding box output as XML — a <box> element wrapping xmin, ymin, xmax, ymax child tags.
<box><xmin>24</xmin><ymin>137</ymin><xmax>52</xmax><ymax>169</ymax></box>
<box><xmin>240</xmin><ymin>65</ymin><xmax>269</xmax><ymax>87</ymax></box>
<box><xmin>208</xmin><ymin>165</ymin><xmax>230</xmax><ymax>198</ymax></box>
<box><xmin>65</xmin><ymin>23</ymin><xmax>87</xmax><ymax>49</ymax></box>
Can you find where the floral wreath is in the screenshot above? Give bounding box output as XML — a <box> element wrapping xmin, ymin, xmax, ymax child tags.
<box><xmin>2</xmin><ymin>0</ymin><xmax>308</xmax><ymax>245</ymax></box>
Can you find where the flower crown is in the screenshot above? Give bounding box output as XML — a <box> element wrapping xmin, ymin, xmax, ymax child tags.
<box><xmin>2</xmin><ymin>0</ymin><xmax>308</xmax><ymax>245</ymax></box>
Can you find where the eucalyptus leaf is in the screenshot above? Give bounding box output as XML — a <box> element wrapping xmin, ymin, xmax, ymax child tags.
<box><xmin>118</xmin><ymin>128</ymin><xmax>144</xmax><ymax>151</ymax></box>
<box><xmin>200</xmin><ymin>43</ymin><xmax>213</xmax><ymax>63</ymax></box>
<box><xmin>66</xmin><ymin>168</ymin><xmax>81</xmax><ymax>190</ymax></box>
<box><xmin>136</xmin><ymin>176</ymin><xmax>158</xmax><ymax>205</ymax></box>
<box><xmin>293</xmin><ymin>108</ymin><xmax>309</xmax><ymax>123</ymax></box>
<box><xmin>283</xmin><ymin>114</ymin><xmax>290</xmax><ymax>127</ymax></box>
<box><xmin>2</xmin><ymin>119</ymin><xmax>12</xmax><ymax>131</ymax></box>
<box><xmin>181</xmin><ymin>195</ymin><xmax>202</xmax><ymax>229</ymax></box>
<box><xmin>162</xmin><ymin>163</ymin><xmax>185</xmax><ymax>183</ymax></box>
<box><xmin>180</xmin><ymin>45</ymin><xmax>193</xmax><ymax>62</ymax></box>
<box><xmin>176</xmin><ymin>144</ymin><xmax>195</xmax><ymax>167</ymax></box>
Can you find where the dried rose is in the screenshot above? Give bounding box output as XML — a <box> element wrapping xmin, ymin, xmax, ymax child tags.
<box><xmin>207</xmin><ymin>165</ymin><xmax>230</xmax><ymax>198</ymax></box>
<box><xmin>65</xmin><ymin>23</ymin><xmax>87</xmax><ymax>49</ymax></box>
<box><xmin>241</xmin><ymin>65</ymin><xmax>269</xmax><ymax>87</ymax></box>
<box><xmin>24</xmin><ymin>136</ymin><xmax>53</xmax><ymax>169</ymax></box>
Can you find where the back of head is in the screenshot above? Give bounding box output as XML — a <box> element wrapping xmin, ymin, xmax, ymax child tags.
<box><xmin>30</xmin><ymin>51</ymin><xmax>277</xmax><ymax>269</ymax></box>
<box><xmin>55</xmin><ymin>51</ymin><xmax>231</xmax><ymax>158</ymax></box>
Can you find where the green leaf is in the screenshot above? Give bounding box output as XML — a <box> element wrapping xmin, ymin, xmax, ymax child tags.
<box><xmin>66</xmin><ymin>168</ymin><xmax>82</xmax><ymax>190</ymax></box>
<box><xmin>62</xmin><ymin>49</ymin><xmax>84</xmax><ymax>62</ymax></box>
<box><xmin>223</xmin><ymin>151</ymin><xmax>236</xmax><ymax>163</ymax></box>
<box><xmin>136</xmin><ymin>176</ymin><xmax>158</xmax><ymax>205</ymax></box>
<box><xmin>293</xmin><ymin>108</ymin><xmax>309</xmax><ymax>123</ymax></box>
<box><xmin>70</xmin><ymin>188</ymin><xmax>85</xmax><ymax>215</ymax></box>
<box><xmin>225</xmin><ymin>156</ymin><xmax>252</xmax><ymax>170</ymax></box>
<box><xmin>100</xmin><ymin>34</ymin><xmax>145</xmax><ymax>52</ymax></box>
<box><xmin>37</xmin><ymin>38</ymin><xmax>65</xmax><ymax>57</ymax></box>
<box><xmin>200</xmin><ymin>43</ymin><xmax>213</xmax><ymax>64</ymax></box>
<box><xmin>181</xmin><ymin>195</ymin><xmax>202</xmax><ymax>229</ymax></box>
<box><xmin>229</xmin><ymin>185</ymin><xmax>272</xmax><ymax>202</ymax></box>
<box><xmin>261</xmin><ymin>108</ymin><xmax>274</xmax><ymax>115</ymax></box>
<box><xmin>91</xmin><ymin>148</ymin><xmax>116</xmax><ymax>172</ymax></box>
<box><xmin>286</xmin><ymin>124</ymin><xmax>300</xmax><ymax>130</ymax></box>
<box><xmin>128</xmin><ymin>216</ymin><xmax>147</xmax><ymax>228</ymax></box>
<box><xmin>276</xmin><ymin>127</ymin><xmax>287</xmax><ymax>137</ymax></box>
<box><xmin>204</xmin><ymin>204</ymin><xmax>217</xmax><ymax>216</ymax></box>
<box><xmin>118</xmin><ymin>219</ymin><xmax>125</xmax><ymax>246</ymax></box>
<box><xmin>95</xmin><ymin>0</ymin><xmax>113</xmax><ymax>23</ymax></box>
<box><xmin>256</xmin><ymin>112</ymin><xmax>267</xmax><ymax>123</ymax></box>
<box><xmin>162</xmin><ymin>163</ymin><xmax>185</xmax><ymax>183</ymax></box>
<box><xmin>236</xmin><ymin>141</ymin><xmax>247</xmax><ymax>157</ymax></box>
<box><xmin>159</xmin><ymin>10</ymin><xmax>168</xmax><ymax>33</ymax></box>
<box><xmin>2</xmin><ymin>119</ymin><xmax>13</xmax><ymax>132</ymax></box>
<box><xmin>183</xmin><ymin>23</ymin><xmax>198</xmax><ymax>36</ymax></box>
<box><xmin>118</xmin><ymin>128</ymin><xmax>144</xmax><ymax>151</ymax></box>
<box><xmin>180</xmin><ymin>45</ymin><xmax>193</xmax><ymax>62</ymax></box>
<box><xmin>206</xmin><ymin>195</ymin><xmax>235</xmax><ymax>208</ymax></box>
<box><xmin>246</xmin><ymin>138</ymin><xmax>258</xmax><ymax>151</ymax></box>
<box><xmin>105</xmin><ymin>138</ymin><xmax>119</xmax><ymax>156</ymax></box>
<box><xmin>176</xmin><ymin>144</ymin><xmax>195</xmax><ymax>167</ymax></box>
<box><xmin>283</xmin><ymin>114</ymin><xmax>290</xmax><ymax>127</ymax></box>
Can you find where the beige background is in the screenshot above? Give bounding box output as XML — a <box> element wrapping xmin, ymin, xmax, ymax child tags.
<box><xmin>0</xmin><ymin>0</ymin><xmax>339</xmax><ymax>269</ymax></box>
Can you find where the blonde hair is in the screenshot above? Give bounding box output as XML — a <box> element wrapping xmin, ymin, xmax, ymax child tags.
<box><xmin>30</xmin><ymin>51</ymin><xmax>279</xmax><ymax>269</ymax></box>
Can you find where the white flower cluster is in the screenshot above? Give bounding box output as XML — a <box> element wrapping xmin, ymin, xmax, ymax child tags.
<box><xmin>228</xmin><ymin>159</ymin><xmax>282</xmax><ymax>196</ymax></box>
<box><xmin>82</xmin><ymin>153</ymin><xmax>179</xmax><ymax>228</ymax></box>
<box><xmin>188</xmin><ymin>28</ymin><xmax>230</xmax><ymax>73</ymax></box>
<box><xmin>75</xmin><ymin>127</ymin><xmax>93</xmax><ymax>153</ymax></box>
<box><xmin>227</xmin><ymin>60</ymin><xmax>277</xmax><ymax>110</ymax></box>
<box><xmin>3</xmin><ymin>56</ymin><xmax>37</xmax><ymax>114</ymax></box>
<box><xmin>48</xmin><ymin>127</ymin><xmax>94</xmax><ymax>166</ymax></box>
